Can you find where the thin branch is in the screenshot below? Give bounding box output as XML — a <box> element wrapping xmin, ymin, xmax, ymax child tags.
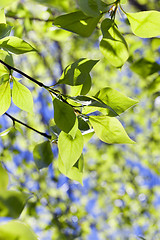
<box><xmin>5</xmin><ymin>112</ymin><xmax>51</xmax><ymax>140</ymax></box>
<box><xmin>6</xmin><ymin>15</ymin><xmax>54</xmax><ymax>22</ymax></box>
<box><xmin>0</xmin><ymin>59</ymin><xmax>47</xmax><ymax>88</ymax></box>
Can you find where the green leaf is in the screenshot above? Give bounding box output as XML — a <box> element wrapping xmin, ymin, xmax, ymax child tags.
<box><xmin>127</xmin><ymin>11</ymin><xmax>160</xmax><ymax>38</ymax></box>
<box><xmin>0</xmin><ymin>81</ymin><xmax>11</xmax><ymax>116</ymax></box>
<box><xmin>89</xmin><ymin>115</ymin><xmax>135</xmax><ymax>144</ymax></box>
<box><xmin>100</xmin><ymin>18</ymin><xmax>129</xmax><ymax>67</ymax></box>
<box><xmin>95</xmin><ymin>87</ymin><xmax>138</xmax><ymax>115</ymax></box>
<box><xmin>0</xmin><ymin>162</ymin><xmax>8</xmax><ymax>191</ymax></box>
<box><xmin>0</xmin><ymin>9</ymin><xmax>6</xmax><ymax>24</ymax></box>
<box><xmin>53</xmin><ymin>11</ymin><xmax>101</xmax><ymax>37</ymax></box>
<box><xmin>130</xmin><ymin>58</ymin><xmax>160</xmax><ymax>78</ymax></box>
<box><xmin>58</xmin><ymin>154</ymin><xmax>84</xmax><ymax>184</ymax></box>
<box><xmin>58</xmin><ymin>129</ymin><xmax>84</xmax><ymax>172</ymax></box>
<box><xmin>68</xmin><ymin>118</ymin><xmax>78</xmax><ymax>139</ymax></box>
<box><xmin>0</xmin><ymin>36</ymin><xmax>36</xmax><ymax>54</ymax></box>
<box><xmin>0</xmin><ymin>127</ymin><xmax>12</xmax><ymax>137</ymax></box>
<box><xmin>0</xmin><ymin>49</ymin><xmax>14</xmax><ymax>67</ymax></box>
<box><xmin>12</xmin><ymin>78</ymin><xmax>33</xmax><ymax>112</ymax></box>
<box><xmin>0</xmin><ymin>0</ymin><xmax>18</xmax><ymax>8</ymax></box>
<box><xmin>33</xmin><ymin>141</ymin><xmax>53</xmax><ymax>169</ymax></box>
<box><xmin>0</xmin><ymin>220</ymin><xmax>38</xmax><ymax>240</ymax></box>
<box><xmin>53</xmin><ymin>98</ymin><xmax>76</xmax><ymax>133</ymax></box>
<box><xmin>0</xmin><ymin>24</ymin><xmax>12</xmax><ymax>39</ymax></box>
<box><xmin>0</xmin><ymin>63</ymin><xmax>9</xmax><ymax>78</ymax></box>
<box><xmin>0</xmin><ymin>190</ymin><xmax>31</xmax><ymax>218</ymax></box>
<box><xmin>58</xmin><ymin>58</ymin><xmax>98</xmax><ymax>95</ymax></box>
<box><xmin>78</xmin><ymin>0</ymin><xmax>108</xmax><ymax>17</ymax></box>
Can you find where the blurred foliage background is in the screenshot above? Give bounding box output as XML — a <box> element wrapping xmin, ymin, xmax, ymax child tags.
<box><xmin>0</xmin><ymin>0</ymin><xmax>160</xmax><ymax>239</ymax></box>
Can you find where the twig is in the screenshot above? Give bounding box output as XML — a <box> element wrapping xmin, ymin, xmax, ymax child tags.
<box><xmin>0</xmin><ymin>59</ymin><xmax>47</xmax><ymax>88</ymax></box>
<box><xmin>5</xmin><ymin>112</ymin><xmax>51</xmax><ymax>139</ymax></box>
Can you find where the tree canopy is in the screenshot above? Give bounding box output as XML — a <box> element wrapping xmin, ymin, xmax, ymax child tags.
<box><xmin>0</xmin><ymin>0</ymin><xmax>160</xmax><ymax>239</ymax></box>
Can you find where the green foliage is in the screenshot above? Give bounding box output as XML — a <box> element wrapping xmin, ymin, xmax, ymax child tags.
<box><xmin>100</xmin><ymin>18</ymin><xmax>129</xmax><ymax>67</ymax></box>
<box><xmin>0</xmin><ymin>81</ymin><xmax>11</xmax><ymax>116</ymax></box>
<box><xmin>127</xmin><ymin>11</ymin><xmax>160</xmax><ymax>38</ymax></box>
<box><xmin>0</xmin><ymin>220</ymin><xmax>38</xmax><ymax>240</ymax></box>
<box><xmin>53</xmin><ymin>11</ymin><xmax>101</xmax><ymax>37</ymax></box>
<box><xmin>0</xmin><ymin>190</ymin><xmax>30</xmax><ymax>218</ymax></box>
<box><xmin>89</xmin><ymin>115</ymin><xmax>135</xmax><ymax>144</ymax></box>
<box><xmin>33</xmin><ymin>141</ymin><xmax>53</xmax><ymax>169</ymax></box>
<box><xmin>0</xmin><ymin>0</ymin><xmax>160</xmax><ymax>238</ymax></box>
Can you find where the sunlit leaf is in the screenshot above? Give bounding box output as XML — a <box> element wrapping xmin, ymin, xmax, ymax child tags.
<box><xmin>58</xmin><ymin>154</ymin><xmax>84</xmax><ymax>184</ymax></box>
<box><xmin>53</xmin><ymin>98</ymin><xmax>76</xmax><ymax>133</ymax></box>
<box><xmin>95</xmin><ymin>87</ymin><xmax>138</xmax><ymax>115</ymax></box>
<box><xmin>127</xmin><ymin>11</ymin><xmax>160</xmax><ymax>38</ymax></box>
<box><xmin>130</xmin><ymin>58</ymin><xmax>160</xmax><ymax>78</ymax></box>
<box><xmin>0</xmin><ymin>9</ymin><xmax>6</xmax><ymax>24</ymax></box>
<box><xmin>100</xmin><ymin>18</ymin><xmax>129</xmax><ymax>67</ymax></box>
<box><xmin>53</xmin><ymin>11</ymin><xmax>101</xmax><ymax>37</ymax></box>
<box><xmin>0</xmin><ymin>24</ymin><xmax>12</xmax><ymax>39</ymax></box>
<box><xmin>58</xmin><ymin>58</ymin><xmax>98</xmax><ymax>95</ymax></box>
<box><xmin>33</xmin><ymin>141</ymin><xmax>53</xmax><ymax>169</ymax></box>
<box><xmin>78</xmin><ymin>0</ymin><xmax>108</xmax><ymax>17</ymax></box>
<box><xmin>0</xmin><ymin>0</ymin><xmax>18</xmax><ymax>7</ymax></box>
<box><xmin>89</xmin><ymin>115</ymin><xmax>135</xmax><ymax>144</ymax></box>
<box><xmin>0</xmin><ymin>190</ymin><xmax>31</xmax><ymax>218</ymax></box>
<box><xmin>0</xmin><ymin>162</ymin><xmax>8</xmax><ymax>191</ymax></box>
<box><xmin>58</xmin><ymin>129</ymin><xmax>84</xmax><ymax>172</ymax></box>
<box><xmin>0</xmin><ymin>80</ymin><xmax>11</xmax><ymax>116</ymax></box>
<box><xmin>12</xmin><ymin>78</ymin><xmax>33</xmax><ymax>112</ymax></box>
<box><xmin>0</xmin><ymin>127</ymin><xmax>12</xmax><ymax>137</ymax></box>
<box><xmin>0</xmin><ymin>220</ymin><xmax>38</xmax><ymax>240</ymax></box>
<box><xmin>0</xmin><ymin>36</ymin><xmax>36</xmax><ymax>54</ymax></box>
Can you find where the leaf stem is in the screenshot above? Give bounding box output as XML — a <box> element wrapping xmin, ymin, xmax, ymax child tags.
<box><xmin>5</xmin><ymin>112</ymin><xmax>51</xmax><ymax>139</ymax></box>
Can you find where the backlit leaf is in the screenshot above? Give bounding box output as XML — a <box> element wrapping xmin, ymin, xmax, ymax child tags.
<box><xmin>12</xmin><ymin>78</ymin><xmax>33</xmax><ymax>112</ymax></box>
<box><xmin>95</xmin><ymin>87</ymin><xmax>138</xmax><ymax>115</ymax></box>
<box><xmin>100</xmin><ymin>18</ymin><xmax>129</xmax><ymax>67</ymax></box>
<box><xmin>53</xmin><ymin>11</ymin><xmax>101</xmax><ymax>37</ymax></box>
<box><xmin>127</xmin><ymin>11</ymin><xmax>160</xmax><ymax>38</ymax></box>
<box><xmin>0</xmin><ymin>24</ymin><xmax>12</xmax><ymax>39</ymax></box>
<box><xmin>53</xmin><ymin>98</ymin><xmax>76</xmax><ymax>133</ymax></box>
<box><xmin>58</xmin><ymin>129</ymin><xmax>84</xmax><ymax>172</ymax></box>
<box><xmin>0</xmin><ymin>81</ymin><xmax>11</xmax><ymax>116</ymax></box>
<box><xmin>0</xmin><ymin>9</ymin><xmax>6</xmax><ymax>24</ymax></box>
<box><xmin>0</xmin><ymin>36</ymin><xmax>36</xmax><ymax>54</ymax></box>
<box><xmin>33</xmin><ymin>141</ymin><xmax>53</xmax><ymax>169</ymax></box>
<box><xmin>78</xmin><ymin>0</ymin><xmax>108</xmax><ymax>17</ymax></box>
<box><xmin>0</xmin><ymin>220</ymin><xmax>38</xmax><ymax>240</ymax></box>
<box><xmin>89</xmin><ymin>115</ymin><xmax>135</xmax><ymax>144</ymax></box>
<box><xmin>0</xmin><ymin>0</ymin><xmax>18</xmax><ymax>7</ymax></box>
<box><xmin>0</xmin><ymin>190</ymin><xmax>31</xmax><ymax>218</ymax></box>
<box><xmin>0</xmin><ymin>162</ymin><xmax>8</xmax><ymax>191</ymax></box>
<box><xmin>58</xmin><ymin>154</ymin><xmax>84</xmax><ymax>184</ymax></box>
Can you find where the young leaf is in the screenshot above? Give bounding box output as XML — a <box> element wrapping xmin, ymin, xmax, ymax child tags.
<box><xmin>58</xmin><ymin>129</ymin><xmax>84</xmax><ymax>172</ymax></box>
<box><xmin>12</xmin><ymin>78</ymin><xmax>33</xmax><ymax>113</ymax></box>
<box><xmin>0</xmin><ymin>63</ymin><xmax>9</xmax><ymax>77</ymax></box>
<box><xmin>0</xmin><ymin>24</ymin><xmax>12</xmax><ymax>39</ymax></box>
<box><xmin>127</xmin><ymin>11</ymin><xmax>160</xmax><ymax>38</ymax></box>
<box><xmin>89</xmin><ymin>115</ymin><xmax>135</xmax><ymax>144</ymax></box>
<box><xmin>100</xmin><ymin>18</ymin><xmax>129</xmax><ymax>67</ymax></box>
<box><xmin>0</xmin><ymin>0</ymin><xmax>18</xmax><ymax>8</ymax></box>
<box><xmin>53</xmin><ymin>98</ymin><xmax>76</xmax><ymax>133</ymax></box>
<box><xmin>58</xmin><ymin>154</ymin><xmax>84</xmax><ymax>184</ymax></box>
<box><xmin>0</xmin><ymin>127</ymin><xmax>12</xmax><ymax>137</ymax></box>
<box><xmin>0</xmin><ymin>162</ymin><xmax>8</xmax><ymax>191</ymax></box>
<box><xmin>95</xmin><ymin>87</ymin><xmax>138</xmax><ymax>115</ymax></box>
<box><xmin>0</xmin><ymin>220</ymin><xmax>38</xmax><ymax>240</ymax></box>
<box><xmin>0</xmin><ymin>81</ymin><xmax>11</xmax><ymax>116</ymax></box>
<box><xmin>0</xmin><ymin>190</ymin><xmax>31</xmax><ymax>218</ymax></box>
<box><xmin>130</xmin><ymin>58</ymin><xmax>160</xmax><ymax>78</ymax></box>
<box><xmin>0</xmin><ymin>9</ymin><xmax>6</xmax><ymax>24</ymax></box>
<box><xmin>33</xmin><ymin>141</ymin><xmax>53</xmax><ymax>169</ymax></box>
<box><xmin>0</xmin><ymin>49</ymin><xmax>14</xmax><ymax>67</ymax></box>
<box><xmin>78</xmin><ymin>0</ymin><xmax>108</xmax><ymax>17</ymax></box>
<box><xmin>58</xmin><ymin>58</ymin><xmax>98</xmax><ymax>95</ymax></box>
<box><xmin>53</xmin><ymin>11</ymin><xmax>101</xmax><ymax>37</ymax></box>
<box><xmin>0</xmin><ymin>36</ymin><xmax>36</xmax><ymax>54</ymax></box>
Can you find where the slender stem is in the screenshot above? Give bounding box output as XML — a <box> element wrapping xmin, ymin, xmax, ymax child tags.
<box><xmin>0</xmin><ymin>59</ymin><xmax>47</xmax><ymax>88</ymax></box>
<box><xmin>6</xmin><ymin>15</ymin><xmax>54</xmax><ymax>22</ymax></box>
<box><xmin>5</xmin><ymin>113</ymin><xmax>51</xmax><ymax>140</ymax></box>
